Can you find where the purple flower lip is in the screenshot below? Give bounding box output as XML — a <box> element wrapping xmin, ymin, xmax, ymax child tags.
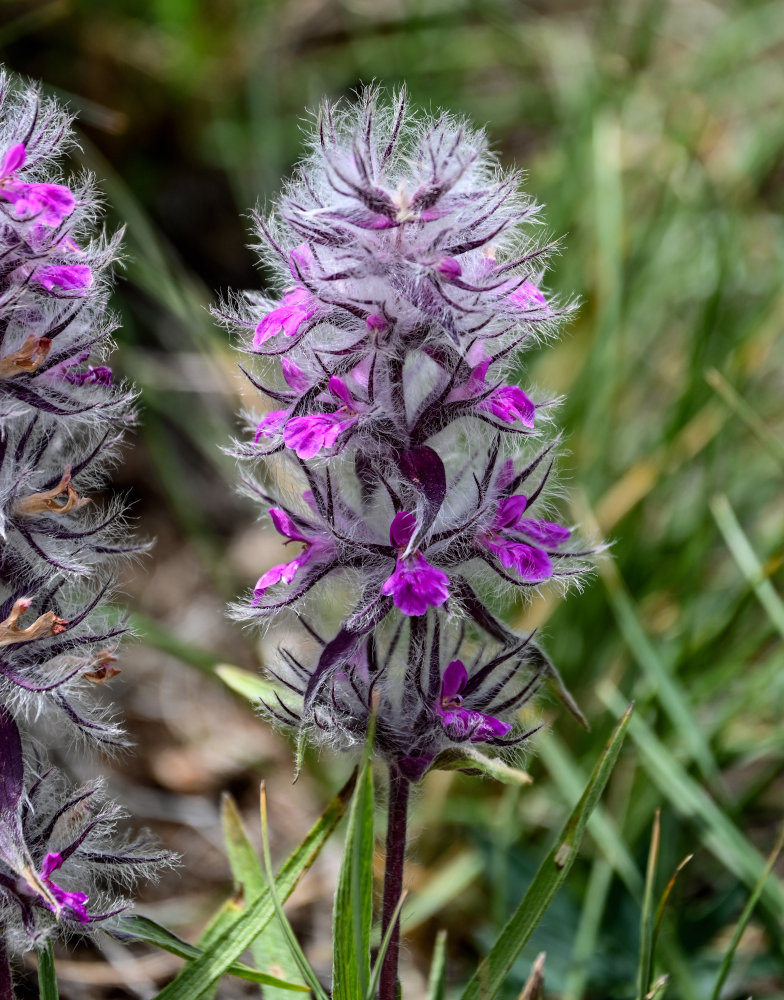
<box><xmin>436</xmin><ymin>660</ymin><xmax>512</xmax><ymax>742</ymax></box>
<box><xmin>478</xmin><ymin>495</ymin><xmax>570</xmax><ymax>583</ymax></box>
<box><xmin>252</xmin><ymin>507</ymin><xmax>332</xmax><ymax>602</ymax></box>
<box><xmin>448</xmin><ymin>349</ymin><xmax>536</xmax><ymax>428</ymax></box>
<box><xmin>381</xmin><ymin>511</ymin><xmax>449</xmax><ymax>616</ymax></box>
<box><xmin>508</xmin><ymin>280</ymin><xmax>549</xmax><ymax>312</ymax></box>
<box><xmin>0</xmin><ymin>142</ymin><xmax>76</xmax><ymax>226</ymax></box>
<box><xmin>283</xmin><ymin>376</ymin><xmax>365</xmax><ymax>459</ymax></box>
<box><xmin>253</xmin><ymin>286</ymin><xmax>317</xmax><ymax>349</ymax></box>
<box><xmin>33</xmin><ymin>263</ymin><xmax>93</xmax><ymax>296</ymax></box>
<box><xmin>38</xmin><ymin>852</ymin><xmax>90</xmax><ymax>924</ymax></box>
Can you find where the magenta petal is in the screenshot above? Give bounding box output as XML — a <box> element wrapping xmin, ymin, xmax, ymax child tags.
<box><xmin>34</xmin><ymin>264</ymin><xmax>92</xmax><ymax>294</ymax></box>
<box><xmin>289</xmin><ymin>242</ymin><xmax>314</xmax><ymax>279</ymax></box>
<box><xmin>468</xmin><ymin>712</ymin><xmax>513</xmax><ymax>741</ymax></box>
<box><xmin>441</xmin><ymin>659</ymin><xmax>467</xmax><ymax>700</ymax></box>
<box><xmin>328</xmin><ymin>376</ymin><xmax>355</xmax><ymax>409</ymax></box>
<box><xmin>507</xmin><ymin>543</ymin><xmax>553</xmax><ymax>581</ymax></box>
<box><xmin>495</xmin><ymin>495</ymin><xmax>528</xmax><ymax>530</ymax></box>
<box><xmin>284</xmin><ymin>413</ymin><xmax>346</xmax><ymax>459</ymax></box>
<box><xmin>253</xmin><ymin>287</ymin><xmax>315</xmax><ymax>348</ymax></box>
<box><xmin>366</xmin><ymin>313</ymin><xmax>388</xmax><ymax>332</ymax></box>
<box><xmin>436</xmin><ymin>256</ymin><xmax>462</xmax><ymax>281</ymax></box>
<box><xmin>480</xmin><ymin>385</ymin><xmax>535</xmax><ymax>427</ymax></box>
<box><xmin>40</xmin><ymin>852</ymin><xmax>63</xmax><ymax>879</ymax></box>
<box><xmin>509</xmin><ymin>281</ymin><xmax>547</xmax><ymax>310</ymax></box>
<box><xmin>389</xmin><ymin>510</ymin><xmax>417</xmax><ymax>549</ymax></box>
<box><xmin>1</xmin><ymin>142</ymin><xmax>25</xmax><ymax>176</ymax></box>
<box><xmin>268</xmin><ymin>507</ymin><xmax>306</xmax><ymax>542</ymax></box>
<box><xmin>254</xmin><ymin>409</ymin><xmax>289</xmax><ymax>442</ymax></box>
<box><xmin>381</xmin><ymin>552</ymin><xmax>449</xmax><ymax>616</ymax></box>
<box><xmin>518</xmin><ymin>518</ymin><xmax>571</xmax><ymax>546</ymax></box>
<box><xmin>281</xmin><ymin>357</ymin><xmax>309</xmax><ymax>392</ymax></box>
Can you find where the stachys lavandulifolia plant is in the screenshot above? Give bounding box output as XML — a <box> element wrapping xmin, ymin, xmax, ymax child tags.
<box><xmin>0</xmin><ymin>71</ymin><xmax>167</xmax><ymax>994</ymax></box>
<box><xmin>222</xmin><ymin>88</ymin><xmax>594</xmax><ymax>998</ymax></box>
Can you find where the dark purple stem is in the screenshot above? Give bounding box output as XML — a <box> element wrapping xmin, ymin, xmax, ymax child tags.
<box><xmin>379</xmin><ymin>765</ymin><xmax>410</xmax><ymax>1000</ymax></box>
<box><xmin>0</xmin><ymin>934</ymin><xmax>14</xmax><ymax>1000</ymax></box>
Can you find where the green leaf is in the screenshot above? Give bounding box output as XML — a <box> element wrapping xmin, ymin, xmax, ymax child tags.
<box><xmin>636</xmin><ymin>811</ymin><xmax>660</xmax><ymax>1000</ymax></box>
<box><xmin>221</xmin><ymin>791</ymin><xmax>305</xmax><ymax>996</ymax></box>
<box><xmin>429</xmin><ymin>747</ymin><xmax>533</xmax><ymax>786</ymax></box>
<box><xmin>332</xmin><ymin>740</ymin><xmax>375</xmax><ymax>1000</ymax></box>
<box><xmin>458</xmin><ymin>704</ymin><xmax>633</xmax><ymax>1000</ymax></box>
<box><xmin>259</xmin><ymin>783</ymin><xmax>330</xmax><ymax>1000</ymax></box>
<box><xmin>710</xmin><ymin>823</ymin><xmax>784</xmax><ymax>1000</ymax></box>
<box><xmin>366</xmin><ymin>890</ymin><xmax>407</xmax><ymax>1000</ymax></box>
<box><xmin>600</xmin><ymin>682</ymin><xmax>784</xmax><ymax>922</ymax></box>
<box><xmin>426</xmin><ymin>930</ymin><xmax>447</xmax><ymax>1000</ymax></box>
<box><xmin>215</xmin><ymin>664</ymin><xmax>277</xmax><ymax>702</ymax></box>
<box><xmin>113</xmin><ymin>914</ymin><xmax>307</xmax><ymax>991</ymax></box>
<box><xmin>37</xmin><ymin>941</ymin><xmax>58</xmax><ymax>1000</ymax></box>
<box><xmin>151</xmin><ymin>772</ymin><xmax>355</xmax><ymax>1000</ymax></box>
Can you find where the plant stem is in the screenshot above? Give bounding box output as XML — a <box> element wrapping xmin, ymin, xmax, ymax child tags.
<box><xmin>379</xmin><ymin>765</ymin><xmax>410</xmax><ymax>1000</ymax></box>
<box><xmin>0</xmin><ymin>935</ymin><xmax>14</xmax><ymax>1000</ymax></box>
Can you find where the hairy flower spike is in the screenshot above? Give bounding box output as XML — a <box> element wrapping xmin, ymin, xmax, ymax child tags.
<box><xmin>224</xmin><ymin>88</ymin><xmax>594</xmax><ymax>779</ymax></box>
<box><xmin>0</xmin><ymin>71</ymin><xmax>168</xmax><ymax>960</ymax></box>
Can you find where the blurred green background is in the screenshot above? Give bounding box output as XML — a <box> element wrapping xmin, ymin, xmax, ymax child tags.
<box><xmin>2</xmin><ymin>1</ymin><xmax>784</xmax><ymax>998</ymax></box>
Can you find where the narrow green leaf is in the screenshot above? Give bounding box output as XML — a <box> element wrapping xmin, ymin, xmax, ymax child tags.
<box><xmin>710</xmin><ymin>823</ymin><xmax>784</xmax><ymax>1000</ymax></box>
<box><xmin>112</xmin><ymin>914</ymin><xmax>307</xmax><ymax>991</ymax></box>
<box><xmin>37</xmin><ymin>941</ymin><xmax>58</xmax><ymax>1000</ymax></box>
<box><xmin>152</xmin><ymin>772</ymin><xmax>355</xmax><ymax>1000</ymax></box>
<box><xmin>711</xmin><ymin>493</ymin><xmax>784</xmax><ymax>640</ymax></box>
<box><xmin>636</xmin><ymin>811</ymin><xmax>660</xmax><ymax>1000</ymax></box>
<box><xmin>426</xmin><ymin>930</ymin><xmax>448</xmax><ymax>1000</ymax></box>
<box><xmin>705</xmin><ymin>368</ymin><xmax>784</xmax><ymax>470</ymax></box>
<box><xmin>459</xmin><ymin>704</ymin><xmax>633</xmax><ymax>1000</ymax></box>
<box><xmin>195</xmin><ymin>895</ymin><xmax>250</xmax><ymax>1000</ymax></box>
<box><xmin>652</xmin><ymin>854</ymin><xmax>693</xmax><ymax>964</ymax></box>
<box><xmin>332</xmin><ymin>743</ymin><xmax>375</xmax><ymax>1000</ymax></box>
<box><xmin>259</xmin><ymin>782</ymin><xmax>330</xmax><ymax>1000</ymax></box>
<box><xmin>430</xmin><ymin>747</ymin><xmax>533</xmax><ymax>785</ymax></box>
<box><xmin>216</xmin><ymin>664</ymin><xmax>277</xmax><ymax>703</ymax></box>
<box><xmin>366</xmin><ymin>890</ymin><xmax>408</xmax><ymax>1000</ymax></box>
<box><xmin>600</xmin><ymin>682</ymin><xmax>784</xmax><ymax>922</ymax></box>
<box><xmin>221</xmin><ymin>791</ymin><xmax>305</xmax><ymax>996</ymax></box>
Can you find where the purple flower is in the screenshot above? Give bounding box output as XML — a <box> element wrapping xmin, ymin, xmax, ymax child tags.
<box><xmin>366</xmin><ymin>313</ymin><xmax>389</xmax><ymax>333</ymax></box>
<box><xmin>477</xmin><ymin>384</ymin><xmax>535</xmax><ymax>427</ymax></box>
<box><xmin>0</xmin><ymin>143</ymin><xmax>76</xmax><ymax>226</ymax></box>
<box><xmin>435</xmin><ymin>256</ymin><xmax>462</xmax><ymax>282</ymax></box>
<box><xmin>39</xmin><ymin>852</ymin><xmax>90</xmax><ymax>924</ymax></box>
<box><xmin>33</xmin><ymin>263</ymin><xmax>93</xmax><ymax>295</ymax></box>
<box><xmin>509</xmin><ymin>280</ymin><xmax>548</xmax><ymax>312</ymax></box>
<box><xmin>381</xmin><ymin>511</ymin><xmax>449</xmax><ymax>616</ymax></box>
<box><xmin>254</xmin><ymin>409</ymin><xmax>289</xmax><ymax>443</ymax></box>
<box><xmin>477</xmin><ymin>495</ymin><xmax>569</xmax><ymax>582</ymax></box>
<box><xmin>253</xmin><ymin>507</ymin><xmax>332</xmax><ymax>601</ymax></box>
<box><xmin>449</xmin><ymin>351</ymin><xmax>535</xmax><ymax>428</ymax></box>
<box><xmin>253</xmin><ymin>286</ymin><xmax>317</xmax><ymax>349</ymax></box>
<box><xmin>282</xmin><ymin>377</ymin><xmax>364</xmax><ymax>459</ymax></box>
<box><xmin>436</xmin><ymin>660</ymin><xmax>512</xmax><ymax>741</ymax></box>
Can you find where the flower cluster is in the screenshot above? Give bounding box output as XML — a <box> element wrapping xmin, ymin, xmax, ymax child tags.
<box><xmin>224</xmin><ymin>90</ymin><xmax>592</xmax><ymax>778</ymax></box>
<box><xmin>0</xmin><ymin>72</ymin><xmax>165</xmax><ymax>958</ymax></box>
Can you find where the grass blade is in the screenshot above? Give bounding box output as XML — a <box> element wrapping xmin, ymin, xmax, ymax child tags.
<box><xmin>112</xmin><ymin>914</ymin><xmax>307</xmax><ymax>991</ymax></box>
<box><xmin>426</xmin><ymin>929</ymin><xmax>448</xmax><ymax>1000</ymax></box>
<box><xmin>458</xmin><ymin>704</ymin><xmax>633</xmax><ymax>1000</ymax></box>
<box><xmin>710</xmin><ymin>823</ymin><xmax>784</xmax><ymax>1000</ymax></box>
<box><xmin>366</xmin><ymin>890</ymin><xmax>408</xmax><ymax>1000</ymax></box>
<box><xmin>599</xmin><ymin>682</ymin><xmax>784</xmax><ymax>922</ymax></box>
<box><xmin>259</xmin><ymin>782</ymin><xmax>330</xmax><ymax>1000</ymax></box>
<box><xmin>152</xmin><ymin>772</ymin><xmax>355</xmax><ymax>1000</ymax></box>
<box><xmin>636</xmin><ymin>811</ymin><xmax>660</xmax><ymax>1000</ymax></box>
<box><xmin>711</xmin><ymin>493</ymin><xmax>784</xmax><ymax>640</ymax></box>
<box><xmin>37</xmin><ymin>941</ymin><xmax>58</xmax><ymax>1000</ymax></box>
<box><xmin>222</xmin><ymin>792</ymin><xmax>305</xmax><ymax>995</ymax></box>
<box><xmin>332</xmin><ymin>731</ymin><xmax>375</xmax><ymax>1000</ymax></box>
